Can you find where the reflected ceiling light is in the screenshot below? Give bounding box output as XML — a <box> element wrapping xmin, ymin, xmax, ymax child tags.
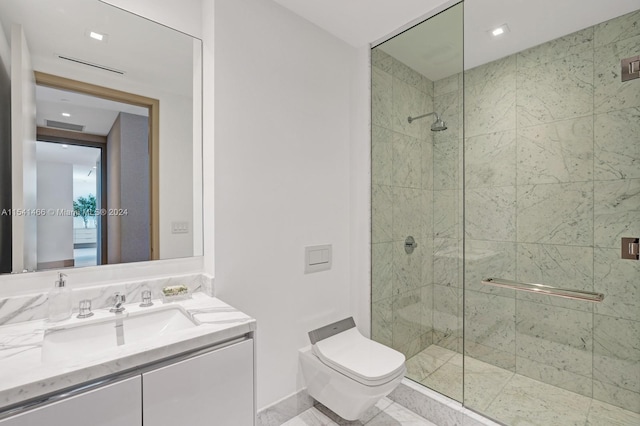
<box><xmin>489</xmin><ymin>24</ymin><xmax>510</xmax><ymax>38</ymax></box>
<box><xmin>61</xmin><ymin>144</ymin><xmax>69</xmax><ymax>149</ymax></box>
<box><xmin>62</xmin><ymin>112</ymin><xmax>71</xmax><ymax>117</ymax></box>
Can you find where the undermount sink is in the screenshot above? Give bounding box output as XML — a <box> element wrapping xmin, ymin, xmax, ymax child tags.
<box><xmin>41</xmin><ymin>305</ymin><xmax>199</xmax><ymax>363</ymax></box>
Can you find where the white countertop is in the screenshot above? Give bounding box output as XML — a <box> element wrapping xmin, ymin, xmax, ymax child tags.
<box><xmin>0</xmin><ymin>293</ymin><xmax>255</xmax><ymax>411</ymax></box>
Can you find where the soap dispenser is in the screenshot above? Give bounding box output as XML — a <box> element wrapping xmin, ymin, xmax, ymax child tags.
<box><xmin>48</xmin><ymin>272</ymin><xmax>72</xmax><ymax>322</ymax></box>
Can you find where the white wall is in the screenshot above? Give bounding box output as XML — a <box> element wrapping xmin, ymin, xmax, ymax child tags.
<box><xmin>36</xmin><ymin>161</ymin><xmax>73</xmax><ymax>264</ymax></box>
<box><xmin>209</xmin><ymin>0</ymin><xmax>357</xmax><ymax>409</ymax></box>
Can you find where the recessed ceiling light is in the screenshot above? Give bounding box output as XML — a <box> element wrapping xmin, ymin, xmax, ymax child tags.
<box><xmin>489</xmin><ymin>24</ymin><xmax>510</xmax><ymax>38</ymax></box>
<box><xmin>89</xmin><ymin>31</ymin><xmax>104</xmax><ymax>41</ymax></box>
<box><xmin>61</xmin><ymin>144</ymin><xmax>69</xmax><ymax>149</ymax></box>
<box><xmin>62</xmin><ymin>112</ymin><xmax>71</xmax><ymax>117</ymax></box>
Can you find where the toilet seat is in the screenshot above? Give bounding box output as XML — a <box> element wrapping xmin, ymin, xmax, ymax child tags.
<box><xmin>312</xmin><ymin>328</ymin><xmax>405</xmax><ymax>386</ymax></box>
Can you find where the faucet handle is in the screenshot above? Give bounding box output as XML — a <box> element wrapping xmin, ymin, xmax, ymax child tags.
<box><xmin>140</xmin><ymin>289</ymin><xmax>154</xmax><ymax>307</ymax></box>
<box><xmin>77</xmin><ymin>299</ymin><xmax>94</xmax><ymax>319</ymax></box>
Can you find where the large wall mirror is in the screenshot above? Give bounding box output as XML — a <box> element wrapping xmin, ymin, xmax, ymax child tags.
<box><xmin>0</xmin><ymin>0</ymin><xmax>203</xmax><ymax>274</ymax></box>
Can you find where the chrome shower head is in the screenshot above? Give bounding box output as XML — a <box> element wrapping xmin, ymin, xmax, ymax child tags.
<box><xmin>431</xmin><ymin>117</ymin><xmax>447</xmax><ymax>131</ymax></box>
<box><xmin>407</xmin><ymin>111</ymin><xmax>447</xmax><ymax>131</ymax></box>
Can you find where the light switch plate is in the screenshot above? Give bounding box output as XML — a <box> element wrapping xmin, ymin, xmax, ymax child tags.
<box><xmin>305</xmin><ymin>244</ymin><xmax>332</xmax><ymax>273</ymax></box>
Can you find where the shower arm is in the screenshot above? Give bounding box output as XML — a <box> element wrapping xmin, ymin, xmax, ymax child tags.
<box><xmin>408</xmin><ymin>112</ymin><xmax>439</xmax><ymax>124</ymax></box>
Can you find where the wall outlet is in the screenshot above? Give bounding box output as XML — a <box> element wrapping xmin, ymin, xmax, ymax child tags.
<box><xmin>171</xmin><ymin>221</ymin><xmax>189</xmax><ymax>234</ymax></box>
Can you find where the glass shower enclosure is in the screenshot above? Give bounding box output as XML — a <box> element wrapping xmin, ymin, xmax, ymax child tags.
<box><xmin>371</xmin><ymin>2</ymin><xmax>640</xmax><ymax>425</ymax></box>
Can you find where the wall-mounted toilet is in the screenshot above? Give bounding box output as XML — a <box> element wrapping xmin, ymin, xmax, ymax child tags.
<box><xmin>299</xmin><ymin>317</ymin><xmax>406</xmax><ymax>421</ymax></box>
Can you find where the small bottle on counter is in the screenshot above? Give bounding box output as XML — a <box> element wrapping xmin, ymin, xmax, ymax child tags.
<box><xmin>48</xmin><ymin>272</ymin><xmax>72</xmax><ymax>322</ymax></box>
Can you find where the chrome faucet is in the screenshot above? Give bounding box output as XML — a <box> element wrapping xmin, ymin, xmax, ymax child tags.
<box><xmin>110</xmin><ymin>292</ymin><xmax>126</xmax><ymax>313</ymax></box>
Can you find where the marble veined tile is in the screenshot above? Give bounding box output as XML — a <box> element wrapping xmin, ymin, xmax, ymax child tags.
<box><xmin>593</xmin><ymin>9</ymin><xmax>640</xmax><ymax>47</ymax></box>
<box><xmin>371</xmin><ymin>297</ymin><xmax>393</xmax><ymax>347</ymax></box>
<box><xmin>516</xmin><ymin>356</ymin><xmax>592</xmax><ymax>398</ymax></box>
<box><xmin>516</xmin><ymin>243</ymin><xmax>594</xmax><ymax>312</ymax></box>
<box><xmin>465</xmin><ymin>71</ymin><xmax>516</xmax><ymax>138</ymax></box>
<box><xmin>433</xmin><ymin>190</ymin><xmax>458</xmax><ymax>239</ymax></box>
<box><xmin>421</xmin><ymin>355</ymin><xmax>463</xmax><ymax>402</ymax></box>
<box><xmin>593</xmin><ymin>314</ymin><xmax>640</xmax><ymax>394</ymax></box>
<box><xmin>485</xmin><ymin>374</ymin><xmax>592</xmax><ymax>426</ymax></box>
<box><xmin>421</xmin><ymin>133</ymin><xmax>434</xmax><ymax>190</ymax></box>
<box><xmin>466</xmin><ymin>130</ymin><xmax>516</xmax><ymax>188</ymax></box>
<box><xmin>433</xmin><ymin>238</ymin><xmax>460</xmax><ymax>288</ymax></box>
<box><xmin>393</xmin><ymin>132</ymin><xmax>422</xmax><ymax>189</ymax></box>
<box><xmin>393</xmin><ymin>58</ymin><xmax>426</xmax><ymax>93</ymax></box>
<box><xmin>372</xmin><ymin>67</ymin><xmax>392</xmax><ymax>129</ymax></box>
<box><xmin>465</xmin><ymin>186</ymin><xmax>516</xmax><ymax>242</ymax></box>
<box><xmin>517</xmin><ymin>116</ymin><xmax>593</xmax><ymax>185</ymax></box>
<box><xmin>372</xmin><ymin>125</ymin><xmax>392</xmax><ymax>186</ymax></box>
<box><xmin>586</xmin><ymin>399</ymin><xmax>640</xmax><ymax>425</ymax></box>
<box><xmin>406</xmin><ymin>345</ymin><xmax>457</xmax><ymax>382</ymax></box>
<box><xmin>464</xmin><ymin>239</ymin><xmax>516</xmax><ymax>297</ymax></box>
<box><xmin>393</xmin><ymin>289</ymin><xmax>428</xmax><ymax>353</ymax></box>
<box><xmin>393</xmin><ymin>78</ymin><xmax>430</xmax><ymax>140</ymax></box>
<box><xmin>372</xmin><ymin>48</ymin><xmax>393</xmax><ymax>74</ymax></box>
<box><xmin>434</xmin><ymin>89</ymin><xmax>461</xmax><ymax>140</ymax></box>
<box><xmin>516</xmin><ymin>301</ymin><xmax>593</xmax><ymax>377</ymax></box>
<box><xmin>517</xmin><ymin>27</ymin><xmax>593</xmax><ymax>69</ymax></box>
<box><xmin>463</xmin><ymin>355</ymin><xmax>515</xmax><ymax>412</ymax></box>
<box><xmin>594</xmin><ymin>107</ymin><xmax>640</xmax><ymax>180</ymax></box>
<box><xmin>366</xmin><ymin>402</ymin><xmax>438</xmax><ymax>426</ymax></box>
<box><xmin>372</xmin><ymin>242</ymin><xmax>393</xmax><ymax>302</ymax></box>
<box><xmin>432</xmin><ymin>285</ymin><xmax>460</xmax><ymax>348</ymax></box>
<box><xmin>434</xmin><ymin>73</ymin><xmax>459</xmax><ymax>97</ymax></box>
<box><xmin>594</xmin><ymin>35</ymin><xmax>640</xmax><ymax>114</ymax></box>
<box><xmin>594</xmin><ymin>179</ymin><xmax>640</xmax><ymax>248</ymax></box>
<box><xmin>433</xmin><ymin>133</ymin><xmax>459</xmax><ymax>190</ymax></box>
<box><xmin>517</xmin><ymin>182</ymin><xmax>593</xmax><ymax>246</ymax></box>
<box><xmin>393</xmin><ymin>239</ymin><xmax>422</xmax><ymax>295</ymax></box>
<box><xmin>594</xmin><ymin>248</ymin><xmax>640</xmax><ymax>322</ymax></box>
<box><xmin>392</xmin><ymin>186</ymin><xmax>423</xmax><ymax>241</ymax></box>
<box><xmin>465</xmin><ymin>290</ymin><xmax>516</xmax><ymax>357</ymax></box>
<box><xmin>465</xmin><ymin>55</ymin><xmax>516</xmax><ymax>89</ymax></box>
<box><xmin>517</xmin><ymin>50</ymin><xmax>593</xmax><ymax>128</ymax></box>
<box><xmin>371</xmin><ymin>184</ymin><xmax>392</xmax><ymax>243</ymax></box>
<box><xmin>593</xmin><ymin>379</ymin><xmax>640</xmax><ymax>415</ymax></box>
<box><xmin>315</xmin><ymin>397</ymin><xmax>393</xmax><ymax>425</ymax></box>
<box><xmin>281</xmin><ymin>407</ymin><xmax>336</xmax><ymax>426</ymax></box>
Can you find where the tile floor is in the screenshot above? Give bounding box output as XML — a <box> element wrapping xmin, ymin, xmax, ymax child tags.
<box><xmin>407</xmin><ymin>345</ymin><xmax>640</xmax><ymax>426</ymax></box>
<box><xmin>282</xmin><ymin>397</ymin><xmax>438</xmax><ymax>426</ymax></box>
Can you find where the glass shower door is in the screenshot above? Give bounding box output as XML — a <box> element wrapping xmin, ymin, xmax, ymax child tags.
<box><xmin>463</xmin><ymin>5</ymin><xmax>640</xmax><ymax>425</ymax></box>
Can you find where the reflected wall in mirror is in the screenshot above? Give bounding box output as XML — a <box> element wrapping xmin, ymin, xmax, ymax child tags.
<box><xmin>0</xmin><ymin>0</ymin><xmax>203</xmax><ymax>274</ymax></box>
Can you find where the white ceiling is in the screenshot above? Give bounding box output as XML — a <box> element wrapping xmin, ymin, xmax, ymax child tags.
<box><xmin>36</xmin><ymin>141</ymin><xmax>100</xmax><ymax>167</ymax></box>
<box><xmin>36</xmin><ymin>85</ymin><xmax>148</xmax><ymax>136</ymax></box>
<box><xmin>273</xmin><ymin>0</ymin><xmax>640</xmax><ymax>80</ymax></box>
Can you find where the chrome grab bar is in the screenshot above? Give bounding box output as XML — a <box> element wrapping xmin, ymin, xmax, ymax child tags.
<box><xmin>481</xmin><ymin>278</ymin><xmax>605</xmax><ymax>303</ymax></box>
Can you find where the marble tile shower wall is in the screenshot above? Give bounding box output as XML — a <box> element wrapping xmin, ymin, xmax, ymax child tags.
<box><xmin>371</xmin><ymin>48</ymin><xmax>436</xmax><ymax>359</ymax></box>
<box><xmin>462</xmin><ymin>9</ymin><xmax>640</xmax><ymax>414</ymax></box>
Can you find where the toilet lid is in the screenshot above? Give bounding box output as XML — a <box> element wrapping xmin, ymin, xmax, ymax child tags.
<box><xmin>312</xmin><ymin>328</ymin><xmax>406</xmax><ymax>386</ymax></box>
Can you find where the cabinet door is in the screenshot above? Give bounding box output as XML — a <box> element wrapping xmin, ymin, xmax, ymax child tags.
<box><xmin>142</xmin><ymin>339</ymin><xmax>254</xmax><ymax>426</ymax></box>
<box><xmin>0</xmin><ymin>376</ymin><xmax>141</xmax><ymax>426</ymax></box>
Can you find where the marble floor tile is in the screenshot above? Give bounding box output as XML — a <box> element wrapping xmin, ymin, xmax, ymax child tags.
<box><xmin>365</xmin><ymin>403</ymin><xmax>438</xmax><ymax>426</ymax></box>
<box><xmin>421</xmin><ymin>354</ymin><xmax>463</xmax><ymax>402</ymax></box>
<box><xmin>406</xmin><ymin>345</ymin><xmax>457</xmax><ymax>382</ymax></box>
<box><xmin>281</xmin><ymin>407</ymin><xmax>337</xmax><ymax>426</ymax></box>
<box><xmin>586</xmin><ymin>399</ymin><xmax>640</xmax><ymax>426</ymax></box>
<box><xmin>463</xmin><ymin>356</ymin><xmax>515</xmax><ymax>412</ymax></box>
<box><xmin>484</xmin><ymin>374</ymin><xmax>592</xmax><ymax>426</ymax></box>
<box><xmin>315</xmin><ymin>398</ymin><xmax>393</xmax><ymax>425</ymax></box>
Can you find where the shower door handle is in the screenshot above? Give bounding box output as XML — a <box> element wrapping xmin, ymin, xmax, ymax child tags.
<box><xmin>481</xmin><ymin>278</ymin><xmax>605</xmax><ymax>303</ymax></box>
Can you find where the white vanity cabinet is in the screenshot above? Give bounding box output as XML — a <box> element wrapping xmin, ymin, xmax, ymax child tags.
<box><xmin>0</xmin><ymin>339</ymin><xmax>255</xmax><ymax>426</ymax></box>
<box><xmin>0</xmin><ymin>376</ymin><xmax>142</xmax><ymax>426</ymax></box>
<box><xmin>142</xmin><ymin>339</ymin><xmax>254</xmax><ymax>426</ymax></box>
